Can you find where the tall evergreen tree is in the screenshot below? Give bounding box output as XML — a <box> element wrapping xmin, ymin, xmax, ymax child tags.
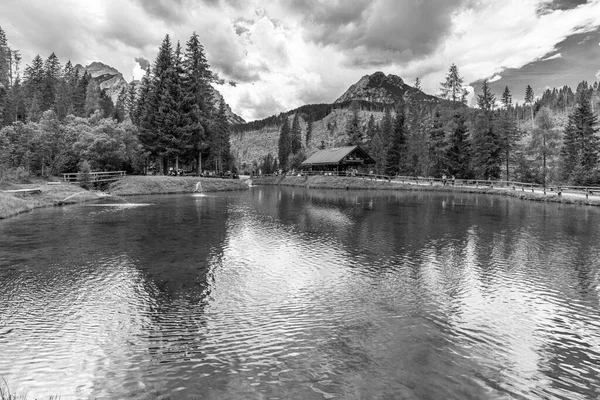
<box><xmin>278</xmin><ymin>116</ymin><xmax>291</xmax><ymax>171</ymax></box>
<box><xmin>182</xmin><ymin>31</ymin><xmax>213</xmax><ymax>175</ymax></box>
<box><xmin>72</xmin><ymin>71</ymin><xmax>91</xmax><ymax>117</ymax></box>
<box><xmin>531</xmin><ymin>106</ymin><xmax>560</xmax><ymax>185</ymax></box>
<box><xmin>428</xmin><ymin>110</ymin><xmax>446</xmax><ymax>177</ymax></box>
<box><xmin>472</xmin><ymin>112</ymin><xmax>501</xmax><ymax>179</ymax></box>
<box><xmin>366</xmin><ymin>114</ymin><xmax>377</xmax><ymax>143</ymax></box>
<box><xmin>495</xmin><ymin>110</ymin><xmax>520</xmax><ymax>181</ymax></box>
<box><xmin>290</xmin><ymin>112</ymin><xmax>302</xmax><ymax>154</ymax></box>
<box><xmin>112</xmin><ymin>87</ymin><xmax>126</xmax><ymax>122</ymax></box>
<box><xmin>501</xmin><ymin>86</ymin><xmax>512</xmax><ymax>109</ymax></box>
<box><xmin>345</xmin><ymin>105</ymin><xmax>362</xmax><ymax>145</ymax></box>
<box><xmin>380</xmin><ymin>107</ymin><xmax>393</xmax><ymax>146</ymax></box>
<box><xmin>525</xmin><ymin>84</ymin><xmax>534</xmax><ymax>128</ymax></box>
<box><xmin>24</xmin><ymin>54</ymin><xmax>45</xmax><ymax>120</ymax></box>
<box><xmin>560</xmin><ymin>94</ymin><xmax>600</xmax><ymax>183</ymax></box>
<box><xmin>477</xmin><ymin>79</ymin><xmax>496</xmax><ymax>111</ymax></box>
<box><xmin>440</xmin><ymin>64</ymin><xmax>468</xmax><ymax>105</ymax></box>
<box><xmin>212</xmin><ymin>98</ymin><xmax>231</xmax><ymax>172</ymax></box>
<box><xmin>385</xmin><ymin>103</ymin><xmax>407</xmax><ymax>175</ymax></box>
<box><xmin>84</xmin><ymin>79</ymin><xmax>101</xmax><ymax>116</ymax></box>
<box><xmin>414</xmin><ymin>77</ymin><xmax>422</xmax><ymax>91</ymax></box>
<box><xmin>305</xmin><ymin>117</ymin><xmax>313</xmax><ymax>148</ymax></box>
<box><xmin>42</xmin><ymin>52</ymin><xmax>61</xmax><ymax>111</ymax></box>
<box><xmin>125</xmin><ymin>82</ymin><xmax>137</xmax><ymax>119</ymax></box>
<box><xmin>138</xmin><ymin>34</ymin><xmax>175</xmax><ymax>174</ymax></box>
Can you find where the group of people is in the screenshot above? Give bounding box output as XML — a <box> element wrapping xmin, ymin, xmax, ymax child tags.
<box><xmin>168</xmin><ymin>168</ymin><xmax>185</xmax><ymax>176</ymax></box>
<box><xmin>441</xmin><ymin>174</ymin><xmax>456</xmax><ymax>186</ymax></box>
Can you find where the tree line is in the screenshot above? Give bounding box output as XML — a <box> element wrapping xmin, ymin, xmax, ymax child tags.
<box><xmin>273</xmin><ymin>63</ymin><xmax>599</xmax><ymax>185</ymax></box>
<box><xmin>0</xmin><ymin>26</ymin><xmax>232</xmax><ymax>181</ymax></box>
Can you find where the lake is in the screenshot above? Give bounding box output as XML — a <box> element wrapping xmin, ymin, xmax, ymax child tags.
<box><xmin>1</xmin><ymin>186</ymin><xmax>600</xmax><ymax>399</ymax></box>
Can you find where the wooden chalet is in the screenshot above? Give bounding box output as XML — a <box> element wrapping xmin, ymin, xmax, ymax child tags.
<box><xmin>301</xmin><ymin>145</ymin><xmax>375</xmax><ymax>173</ymax></box>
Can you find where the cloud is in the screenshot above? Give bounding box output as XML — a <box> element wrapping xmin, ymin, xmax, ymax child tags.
<box><xmin>2</xmin><ymin>0</ymin><xmax>600</xmax><ymax>120</ymax></box>
<box><xmin>135</xmin><ymin>57</ymin><xmax>150</xmax><ymax>70</ymax></box>
<box><xmin>488</xmin><ymin>74</ymin><xmax>502</xmax><ymax>83</ymax></box>
<box><xmin>279</xmin><ymin>0</ymin><xmax>464</xmax><ymax>67</ymax></box>
<box><xmin>596</xmin><ymin>69</ymin><xmax>600</xmax><ymax>81</ymax></box>
<box><xmin>541</xmin><ymin>52</ymin><xmax>563</xmax><ymax>61</ymax></box>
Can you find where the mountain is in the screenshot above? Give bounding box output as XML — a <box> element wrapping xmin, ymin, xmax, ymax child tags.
<box><xmin>210</xmin><ymin>86</ymin><xmax>246</xmax><ymax>125</ymax></box>
<box><xmin>75</xmin><ymin>62</ymin><xmax>128</xmax><ymax>104</ymax></box>
<box><xmin>335</xmin><ymin>71</ymin><xmax>440</xmax><ymax>105</ymax></box>
<box><xmin>230</xmin><ymin>71</ymin><xmax>442</xmax><ymax>170</ymax></box>
<box><xmin>74</xmin><ymin>62</ymin><xmax>245</xmax><ymax>124</ymax></box>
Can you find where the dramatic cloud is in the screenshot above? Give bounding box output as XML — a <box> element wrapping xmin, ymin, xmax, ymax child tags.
<box><xmin>135</xmin><ymin>57</ymin><xmax>150</xmax><ymax>70</ymax></box>
<box><xmin>1</xmin><ymin>0</ymin><xmax>599</xmax><ymax>120</ymax></box>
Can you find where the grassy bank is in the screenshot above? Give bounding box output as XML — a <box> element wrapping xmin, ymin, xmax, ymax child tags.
<box><xmin>0</xmin><ymin>175</ymin><xmax>248</xmax><ymax>220</ymax></box>
<box><xmin>252</xmin><ymin>175</ymin><xmax>600</xmax><ymax>207</ymax></box>
<box><xmin>108</xmin><ymin>175</ymin><xmax>248</xmax><ymax>196</ymax></box>
<box><xmin>0</xmin><ymin>181</ymin><xmax>99</xmax><ymax>219</ymax></box>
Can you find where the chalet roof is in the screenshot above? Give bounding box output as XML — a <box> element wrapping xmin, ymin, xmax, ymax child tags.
<box><xmin>301</xmin><ymin>145</ymin><xmax>375</xmax><ymax>166</ymax></box>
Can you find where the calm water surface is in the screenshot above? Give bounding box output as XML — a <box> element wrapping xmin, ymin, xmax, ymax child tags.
<box><xmin>1</xmin><ymin>186</ymin><xmax>600</xmax><ymax>399</ymax></box>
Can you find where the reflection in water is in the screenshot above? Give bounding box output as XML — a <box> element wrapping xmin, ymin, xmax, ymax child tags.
<box><xmin>0</xmin><ymin>188</ymin><xmax>600</xmax><ymax>399</ymax></box>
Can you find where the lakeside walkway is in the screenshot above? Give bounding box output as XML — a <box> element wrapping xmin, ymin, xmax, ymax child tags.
<box><xmin>252</xmin><ymin>174</ymin><xmax>600</xmax><ymax>207</ymax></box>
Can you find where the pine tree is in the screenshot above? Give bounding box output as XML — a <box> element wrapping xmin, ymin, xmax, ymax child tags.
<box><xmin>290</xmin><ymin>112</ymin><xmax>302</xmax><ymax>154</ymax></box>
<box><xmin>495</xmin><ymin>109</ymin><xmax>520</xmax><ymax>181</ymax></box>
<box><xmin>24</xmin><ymin>54</ymin><xmax>45</xmax><ymax>119</ymax></box>
<box><xmin>472</xmin><ymin>112</ymin><xmax>501</xmax><ymax>179</ymax></box>
<box><xmin>212</xmin><ymin>98</ymin><xmax>231</xmax><ymax>172</ymax></box>
<box><xmin>532</xmin><ymin>106</ymin><xmax>560</xmax><ymax>185</ymax></box>
<box><xmin>278</xmin><ymin>116</ymin><xmax>291</xmax><ymax>171</ymax></box>
<box><xmin>133</xmin><ymin>69</ymin><xmax>151</xmax><ymax>125</ymax></box>
<box><xmin>370</xmin><ymin>121</ymin><xmax>387</xmax><ymax>174</ymax></box>
<box><xmin>345</xmin><ymin>104</ymin><xmax>362</xmax><ymax>145</ymax></box>
<box><xmin>501</xmin><ymin>86</ymin><xmax>512</xmax><ymax>109</ymax></box>
<box><xmin>560</xmin><ymin>94</ymin><xmax>600</xmax><ymax>183</ymax></box>
<box><xmin>428</xmin><ymin>110</ymin><xmax>446</xmax><ymax>177</ymax></box>
<box><xmin>414</xmin><ymin>77</ymin><xmax>422</xmax><ymax>91</ymax></box>
<box><xmin>385</xmin><ymin>103</ymin><xmax>407</xmax><ymax>175</ymax></box>
<box><xmin>525</xmin><ymin>85</ymin><xmax>534</xmax><ymax>128</ymax></box>
<box><xmin>305</xmin><ymin>117</ymin><xmax>313</xmax><ymax>148</ymax></box>
<box><xmin>477</xmin><ymin>79</ymin><xmax>496</xmax><ymax>111</ymax></box>
<box><xmin>42</xmin><ymin>52</ymin><xmax>61</xmax><ymax>111</ymax></box>
<box><xmin>139</xmin><ymin>34</ymin><xmax>174</xmax><ymax>174</ymax></box>
<box><xmin>125</xmin><ymin>82</ymin><xmax>137</xmax><ymax>119</ymax></box>
<box><xmin>0</xmin><ymin>26</ymin><xmax>10</xmax><ymax>125</ymax></box>
<box><xmin>84</xmin><ymin>79</ymin><xmax>101</xmax><ymax>116</ymax></box>
<box><xmin>380</xmin><ymin>107</ymin><xmax>393</xmax><ymax>146</ymax></box>
<box><xmin>0</xmin><ymin>26</ymin><xmax>10</xmax><ymax>89</ymax></box>
<box><xmin>112</xmin><ymin>87</ymin><xmax>126</xmax><ymax>122</ymax></box>
<box><xmin>53</xmin><ymin>80</ymin><xmax>71</xmax><ymax>120</ymax></box>
<box><xmin>72</xmin><ymin>71</ymin><xmax>90</xmax><ymax>117</ymax></box>
<box><xmin>182</xmin><ymin>32</ymin><xmax>213</xmax><ymax>175</ymax></box>
<box><xmin>440</xmin><ymin>64</ymin><xmax>468</xmax><ymax>105</ymax></box>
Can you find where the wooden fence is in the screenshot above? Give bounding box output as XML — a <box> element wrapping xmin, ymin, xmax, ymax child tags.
<box><xmin>62</xmin><ymin>171</ymin><xmax>126</xmax><ymax>184</ymax></box>
<box><xmin>256</xmin><ymin>171</ymin><xmax>600</xmax><ymax>199</ymax></box>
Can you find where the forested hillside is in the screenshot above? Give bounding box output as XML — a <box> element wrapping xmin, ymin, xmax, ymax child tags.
<box><xmin>234</xmin><ymin>67</ymin><xmax>600</xmax><ymax>186</ymax></box>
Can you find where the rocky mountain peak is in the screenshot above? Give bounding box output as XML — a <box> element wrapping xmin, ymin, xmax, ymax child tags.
<box><xmin>74</xmin><ymin>62</ymin><xmax>122</xmax><ymax>79</ymax></box>
<box><xmin>335</xmin><ymin>71</ymin><xmax>411</xmax><ymax>104</ymax></box>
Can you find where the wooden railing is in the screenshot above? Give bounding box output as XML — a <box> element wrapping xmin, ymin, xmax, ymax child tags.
<box><xmin>253</xmin><ymin>171</ymin><xmax>600</xmax><ymax>198</ymax></box>
<box><xmin>62</xmin><ymin>171</ymin><xmax>126</xmax><ymax>183</ymax></box>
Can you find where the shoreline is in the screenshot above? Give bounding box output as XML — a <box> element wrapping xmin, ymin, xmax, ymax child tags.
<box><xmin>251</xmin><ymin>175</ymin><xmax>600</xmax><ymax>207</ymax></box>
<box><xmin>0</xmin><ymin>175</ymin><xmax>249</xmax><ymax>220</ymax></box>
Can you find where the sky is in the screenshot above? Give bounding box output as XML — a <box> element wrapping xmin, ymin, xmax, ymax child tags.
<box><xmin>1</xmin><ymin>0</ymin><xmax>600</xmax><ymax>121</ymax></box>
